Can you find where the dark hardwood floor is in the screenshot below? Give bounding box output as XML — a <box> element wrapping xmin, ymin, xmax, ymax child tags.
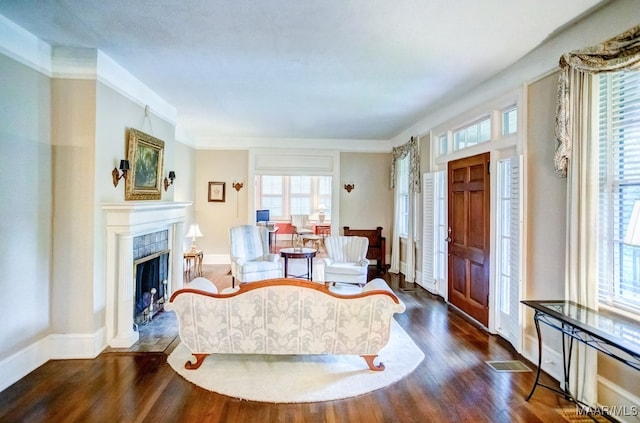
<box><xmin>0</xmin><ymin>266</ymin><xmax>595</xmax><ymax>422</ymax></box>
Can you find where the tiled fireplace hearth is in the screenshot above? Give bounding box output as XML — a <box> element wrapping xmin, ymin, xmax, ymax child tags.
<box><xmin>103</xmin><ymin>202</ymin><xmax>191</xmax><ymax>348</ymax></box>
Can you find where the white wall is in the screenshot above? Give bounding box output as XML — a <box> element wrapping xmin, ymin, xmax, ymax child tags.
<box><xmin>340</xmin><ymin>152</ymin><xmax>393</xmax><ymax>251</ymax></box>
<box><xmin>195</xmin><ymin>149</ymin><xmax>249</xmax><ymax>260</ymax></box>
<box><xmin>0</xmin><ymin>53</ymin><xmax>52</xmax><ymax>381</ymax></box>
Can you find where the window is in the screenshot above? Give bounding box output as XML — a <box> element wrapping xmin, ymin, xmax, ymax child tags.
<box><xmin>439</xmin><ymin>134</ymin><xmax>448</xmax><ymax>155</ymax></box>
<box><xmin>290</xmin><ymin>176</ymin><xmax>311</xmax><ymax>214</ymax></box>
<box><xmin>453</xmin><ymin>116</ymin><xmax>491</xmax><ymax>151</ymax></box>
<box><xmin>260</xmin><ymin>176</ymin><xmax>283</xmax><ymax>217</ymax></box>
<box><xmin>397</xmin><ymin>155</ymin><xmax>410</xmax><ymax>236</ymax></box>
<box><xmin>256</xmin><ymin>175</ymin><xmax>332</xmax><ymax>220</ymax></box>
<box><xmin>597</xmin><ymin>70</ymin><xmax>640</xmax><ymax>313</ymax></box>
<box><xmin>502</xmin><ymin>106</ymin><xmax>517</xmax><ymax>135</ymax></box>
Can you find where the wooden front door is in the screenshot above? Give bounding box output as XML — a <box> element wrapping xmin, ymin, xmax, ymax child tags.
<box><xmin>447</xmin><ymin>152</ymin><xmax>490</xmax><ymax>326</ymax></box>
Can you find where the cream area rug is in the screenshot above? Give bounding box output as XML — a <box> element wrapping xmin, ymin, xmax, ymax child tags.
<box><xmin>167</xmin><ymin>319</ymin><xmax>424</xmax><ymax>403</ymax></box>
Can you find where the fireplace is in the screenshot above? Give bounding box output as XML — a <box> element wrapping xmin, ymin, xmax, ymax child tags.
<box><xmin>133</xmin><ymin>252</ymin><xmax>169</xmax><ymax>324</ymax></box>
<box><xmin>103</xmin><ymin>201</ymin><xmax>191</xmax><ymax>348</ymax></box>
<box><xmin>133</xmin><ymin>230</ymin><xmax>170</xmax><ymax>325</ymax></box>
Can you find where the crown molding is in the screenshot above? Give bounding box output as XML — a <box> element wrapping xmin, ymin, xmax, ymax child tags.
<box><xmin>0</xmin><ymin>14</ymin><xmax>177</xmax><ymax>125</ymax></box>
<box><xmin>0</xmin><ymin>13</ymin><xmax>51</xmax><ymax>75</ymax></box>
<box><xmin>190</xmin><ymin>135</ymin><xmax>394</xmax><ymax>152</ymax></box>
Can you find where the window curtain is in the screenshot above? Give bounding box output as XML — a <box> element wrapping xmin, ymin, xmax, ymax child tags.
<box><xmin>390</xmin><ymin>136</ymin><xmax>420</xmax><ymax>282</ymax></box>
<box><xmin>554</xmin><ymin>24</ymin><xmax>640</xmax><ymax>407</ymax></box>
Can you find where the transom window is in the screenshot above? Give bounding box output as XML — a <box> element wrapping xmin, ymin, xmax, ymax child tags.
<box><xmin>502</xmin><ymin>106</ymin><xmax>518</xmax><ymax>136</ymax></box>
<box><xmin>453</xmin><ymin>116</ymin><xmax>491</xmax><ymax>151</ymax></box>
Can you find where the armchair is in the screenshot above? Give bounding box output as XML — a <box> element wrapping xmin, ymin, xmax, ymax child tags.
<box><xmin>290</xmin><ymin>214</ymin><xmax>314</xmax><ymax>244</ymax></box>
<box><xmin>323</xmin><ymin>235</ymin><xmax>370</xmax><ymax>286</ymax></box>
<box><xmin>229</xmin><ymin>225</ymin><xmax>283</xmax><ymax>287</ymax></box>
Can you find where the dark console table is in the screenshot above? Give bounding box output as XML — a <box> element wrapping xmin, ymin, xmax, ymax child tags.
<box><xmin>522</xmin><ymin>300</ymin><xmax>640</xmax><ymax>417</ymax></box>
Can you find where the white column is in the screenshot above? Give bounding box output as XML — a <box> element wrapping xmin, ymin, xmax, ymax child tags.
<box><xmin>171</xmin><ymin>221</ymin><xmax>185</xmax><ymax>292</ymax></box>
<box><xmin>105</xmin><ymin>229</ymin><xmax>117</xmax><ymax>343</ymax></box>
<box><xmin>111</xmin><ymin>233</ymin><xmax>139</xmax><ymax>347</ymax></box>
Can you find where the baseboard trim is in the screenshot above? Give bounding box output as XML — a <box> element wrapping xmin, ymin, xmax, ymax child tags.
<box><xmin>522</xmin><ymin>333</ymin><xmax>563</xmax><ymax>383</ymax></box>
<box><xmin>0</xmin><ymin>337</ymin><xmax>50</xmax><ymax>393</ymax></box>
<box><xmin>48</xmin><ymin>328</ymin><xmax>106</xmax><ymax>359</ymax></box>
<box><xmin>0</xmin><ymin>328</ymin><xmax>106</xmax><ymax>393</ymax></box>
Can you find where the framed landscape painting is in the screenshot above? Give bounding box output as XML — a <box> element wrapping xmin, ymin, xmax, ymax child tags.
<box><xmin>125</xmin><ymin>128</ymin><xmax>165</xmax><ymax>200</ymax></box>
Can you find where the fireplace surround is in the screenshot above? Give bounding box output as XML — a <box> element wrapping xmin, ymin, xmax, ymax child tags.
<box><xmin>103</xmin><ymin>202</ymin><xmax>190</xmax><ymax>348</ymax></box>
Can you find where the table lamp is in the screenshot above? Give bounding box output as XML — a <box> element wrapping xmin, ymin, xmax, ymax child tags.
<box><xmin>317</xmin><ymin>204</ymin><xmax>326</xmax><ymax>223</ymax></box>
<box><xmin>185</xmin><ymin>223</ymin><xmax>204</xmax><ymax>252</ymax></box>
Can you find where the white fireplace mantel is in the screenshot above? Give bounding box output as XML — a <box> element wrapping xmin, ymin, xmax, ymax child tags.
<box><xmin>102</xmin><ymin>201</ymin><xmax>191</xmax><ymax>348</ymax></box>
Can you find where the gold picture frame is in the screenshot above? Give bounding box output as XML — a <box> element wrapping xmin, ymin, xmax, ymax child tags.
<box><xmin>125</xmin><ymin>128</ymin><xmax>165</xmax><ymax>200</ymax></box>
<box><xmin>208</xmin><ymin>181</ymin><xmax>226</xmax><ymax>202</ymax></box>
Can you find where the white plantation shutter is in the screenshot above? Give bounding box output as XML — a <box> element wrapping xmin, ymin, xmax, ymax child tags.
<box><xmin>598</xmin><ymin>70</ymin><xmax>640</xmax><ymax>312</ymax></box>
<box><xmin>421</xmin><ymin>171</ymin><xmax>446</xmax><ymax>294</ymax></box>
<box><xmin>508</xmin><ymin>156</ymin><xmax>522</xmax><ymax>350</ymax></box>
<box><xmin>495</xmin><ymin>156</ymin><xmax>522</xmax><ymax>351</ymax></box>
<box><xmin>421</xmin><ymin>173</ymin><xmax>435</xmax><ymax>292</ymax></box>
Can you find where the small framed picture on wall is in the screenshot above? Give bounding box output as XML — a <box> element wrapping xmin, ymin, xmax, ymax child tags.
<box><xmin>208</xmin><ymin>181</ymin><xmax>226</xmax><ymax>202</ymax></box>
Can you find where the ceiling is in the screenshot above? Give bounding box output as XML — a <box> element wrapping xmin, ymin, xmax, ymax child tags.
<box><xmin>0</xmin><ymin>0</ymin><xmax>605</xmax><ymax>145</ymax></box>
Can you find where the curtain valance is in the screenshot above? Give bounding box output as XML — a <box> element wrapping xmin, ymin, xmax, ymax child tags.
<box><xmin>555</xmin><ymin>25</ymin><xmax>640</xmax><ymax>177</ymax></box>
<box><xmin>390</xmin><ymin>136</ymin><xmax>421</xmax><ymax>193</ymax></box>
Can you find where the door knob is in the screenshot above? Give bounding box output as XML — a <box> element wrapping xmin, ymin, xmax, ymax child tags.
<box><xmin>445</xmin><ymin>236</ymin><xmax>452</xmax><ymax>243</ymax></box>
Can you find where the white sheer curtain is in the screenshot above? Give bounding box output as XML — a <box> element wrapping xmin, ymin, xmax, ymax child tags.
<box><xmin>390</xmin><ymin>137</ymin><xmax>420</xmax><ymax>282</ymax></box>
<box><xmin>561</xmin><ymin>68</ymin><xmax>598</xmax><ymax>405</ymax></box>
<box><xmin>390</xmin><ymin>173</ymin><xmax>403</xmax><ymax>274</ymax></box>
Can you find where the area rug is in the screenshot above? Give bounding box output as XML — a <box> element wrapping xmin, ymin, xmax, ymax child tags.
<box><xmin>167</xmin><ymin>319</ymin><xmax>424</xmax><ymax>403</ymax></box>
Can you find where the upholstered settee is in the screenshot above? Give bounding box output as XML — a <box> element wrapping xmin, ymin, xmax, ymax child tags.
<box><xmin>165</xmin><ymin>277</ymin><xmax>406</xmax><ymax>371</ymax></box>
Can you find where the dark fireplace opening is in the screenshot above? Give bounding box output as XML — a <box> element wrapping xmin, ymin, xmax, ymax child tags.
<box><xmin>134</xmin><ymin>250</ymin><xmax>169</xmax><ymax>325</ymax></box>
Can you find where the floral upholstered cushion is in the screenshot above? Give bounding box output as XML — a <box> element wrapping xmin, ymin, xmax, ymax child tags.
<box><xmin>166</xmin><ymin>278</ymin><xmax>405</xmax><ymax>357</ymax></box>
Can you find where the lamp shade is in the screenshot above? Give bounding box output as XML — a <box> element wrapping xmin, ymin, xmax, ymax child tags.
<box><xmin>185</xmin><ymin>224</ymin><xmax>204</xmax><ymax>239</ymax></box>
<box><xmin>624</xmin><ymin>201</ymin><xmax>640</xmax><ymax>246</ymax></box>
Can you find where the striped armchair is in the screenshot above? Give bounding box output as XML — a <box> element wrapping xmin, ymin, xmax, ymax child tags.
<box><xmin>323</xmin><ymin>235</ymin><xmax>369</xmax><ymax>286</ymax></box>
<box><xmin>229</xmin><ymin>225</ymin><xmax>283</xmax><ymax>287</ymax></box>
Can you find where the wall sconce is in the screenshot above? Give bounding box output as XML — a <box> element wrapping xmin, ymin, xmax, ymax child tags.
<box><xmin>112</xmin><ymin>160</ymin><xmax>130</xmax><ymax>187</ymax></box>
<box><xmin>344</xmin><ymin>183</ymin><xmax>355</xmax><ymax>193</ymax></box>
<box><xmin>164</xmin><ymin>171</ymin><xmax>176</xmax><ymax>191</ymax></box>
<box><xmin>232</xmin><ymin>181</ymin><xmax>244</xmax><ymax>192</ymax></box>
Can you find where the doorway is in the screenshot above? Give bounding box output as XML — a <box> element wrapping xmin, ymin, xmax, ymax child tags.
<box><xmin>447</xmin><ymin>152</ymin><xmax>491</xmax><ymax>326</ymax></box>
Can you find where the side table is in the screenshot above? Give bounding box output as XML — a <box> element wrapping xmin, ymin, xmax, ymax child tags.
<box><xmin>279</xmin><ymin>247</ymin><xmax>317</xmax><ymax>280</ymax></box>
<box><xmin>184</xmin><ymin>249</ymin><xmax>203</xmax><ymax>279</ymax></box>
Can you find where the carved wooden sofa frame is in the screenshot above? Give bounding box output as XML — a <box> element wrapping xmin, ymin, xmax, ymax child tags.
<box><xmin>166</xmin><ymin>278</ymin><xmax>405</xmax><ymax>371</ymax></box>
